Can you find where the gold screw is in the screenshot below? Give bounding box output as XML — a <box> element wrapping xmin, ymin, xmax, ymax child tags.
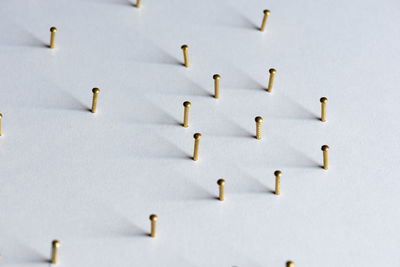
<box><xmin>136</xmin><ymin>0</ymin><xmax>141</xmax><ymax>8</ymax></box>
<box><xmin>321</xmin><ymin>145</ymin><xmax>329</xmax><ymax>170</ymax></box>
<box><xmin>183</xmin><ymin>101</ymin><xmax>191</xmax><ymax>128</ymax></box>
<box><xmin>91</xmin><ymin>88</ymin><xmax>100</xmax><ymax>113</ymax></box>
<box><xmin>0</xmin><ymin>113</ymin><xmax>3</xmax><ymax>136</ymax></box>
<box><xmin>149</xmin><ymin>214</ymin><xmax>158</xmax><ymax>238</ymax></box>
<box><xmin>193</xmin><ymin>133</ymin><xmax>202</xmax><ymax>161</ymax></box>
<box><xmin>286</xmin><ymin>261</ymin><xmax>294</xmax><ymax>267</ymax></box>
<box><xmin>181</xmin><ymin>45</ymin><xmax>189</xmax><ymax>67</ymax></box>
<box><xmin>50</xmin><ymin>27</ymin><xmax>57</xmax><ymax>49</ymax></box>
<box><xmin>51</xmin><ymin>240</ymin><xmax>60</xmax><ymax>264</ymax></box>
<box><xmin>213</xmin><ymin>74</ymin><xmax>221</xmax><ymax>99</ymax></box>
<box><xmin>274</xmin><ymin>170</ymin><xmax>281</xmax><ymax>195</ymax></box>
<box><xmin>217</xmin><ymin>179</ymin><xmax>225</xmax><ymax>201</ymax></box>
<box><xmin>267</xmin><ymin>68</ymin><xmax>277</xmax><ymax>93</ymax></box>
<box><xmin>260</xmin><ymin>10</ymin><xmax>271</xmax><ymax>32</ymax></box>
<box><xmin>255</xmin><ymin>116</ymin><xmax>263</xmax><ymax>140</ymax></box>
<box><xmin>320</xmin><ymin>97</ymin><xmax>328</xmax><ymax>122</ymax></box>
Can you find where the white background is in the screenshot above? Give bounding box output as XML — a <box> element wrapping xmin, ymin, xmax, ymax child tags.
<box><xmin>0</xmin><ymin>0</ymin><xmax>399</xmax><ymax>266</ymax></box>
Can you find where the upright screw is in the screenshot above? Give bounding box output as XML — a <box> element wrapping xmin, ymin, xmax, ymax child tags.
<box><xmin>320</xmin><ymin>97</ymin><xmax>328</xmax><ymax>122</ymax></box>
<box><xmin>193</xmin><ymin>133</ymin><xmax>202</xmax><ymax>161</ymax></box>
<box><xmin>50</xmin><ymin>27</ymin><xmax>57</xmax><ymax>49</ymax></box>
<box><xmin>0</xmin><ymin>113</ymin><xmax>3</xmax><ymax>136</ymax></box>
<box><xmin>321</xmin><ymin>145</ymin><xmax>330</xmax><ymax>170</ymax></box>
<box><xmin>274</xmin><ymin>170</ymin><xmax>281</xmax><ymax>195</ymax></box>
<box><xmin>267</xmin><ymin>68</ymin><xmax>277</xmax><ymax>93</ymax></box>
<box><xmin>183</xmin><ymin>101</ymin><xmax>191</xmax><ymax>128</ymax></box>
<box><xmin>149</xmin><ymin>214</ymin><xmax>158</xmax><ymax>238</ymax></box>
<box><xmin>255</xmin><ymin>116</ymin><xmax>263</xmax><ymax>140</ymax></box>
<box><xmin>91</xmin><ymin>88</ymin><xmax>100</xmax><ymax>113</ymax></box>
<box><xmin>213</xmin><ymin>74</ymin><xmax>221</xmax><ymax>99</ymax></box>
<box><xmin>51</xmin><ymin>240</ymin><xmax>60</xmax><ymax>264</ymax></box>
<box><xmin>181</xmin><ymin>45</ymin><xmax>189</xmax><ymax>67</ymax></box>
<box><xmin>217</xmin><ymin>179</ymin><xmax>225</xmax><ymax>201</ymax></box>
<box><xmin>260</xmin><ymin>10</ymin><xmax>271</xmax><ymax>32</ymax></box>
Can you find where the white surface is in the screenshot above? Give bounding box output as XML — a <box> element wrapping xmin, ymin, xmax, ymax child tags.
<box><xmin>0</xmin><ymin>0</ymin><xmax>399</xmax><ymax>266</ymax></box>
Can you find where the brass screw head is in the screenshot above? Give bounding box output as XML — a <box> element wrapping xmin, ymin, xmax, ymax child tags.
<box><xmin>181</xmin><ymin>45</ymin><xmax>188</xmax><ymax>50</ymax></box>
<box><xmin>320</xmin><ymin>97</ymin><xmax>328</xmax><ymax>103</ymax></box>
<box><xmin>149</xmin><ymin>214</ymin><xmax>158</xmax><ymax>221</ymax></box>
<box><xmin>321</xmin><ymin>145</ymin><xmax>330</xmax><ymax>151</ymax></box>
<box><xmin>0</xmin><ymin>113</ymin><xmax>3</xmax><ymax>119</ymax></box>
<box><xmin>183</xmin><ymin>101</ymin><xmax>191</xmax><ymax>107</ymax></box>
<box><xmin>264</xmin><ymin>9</ymin><xmax>271</xmax><ymax>15</ymax></box>
<box><xmin>194</xmin><ymin>133</ymin><xmax>202</xmax><ymax>140</ymax></box>
<box><xmin>255</xmin><ymin>116</ymin><xmax>263</xmax><ymax>123</ymax></box>
<box><xmin>274</xmin><ymin>170</ymin><xmax>282</xmax><ymax>176</ymax></box>
<box><xmin>52</xmin><ymin>240</ymin><xmax>60</xmax><ymax>247</ymax></box>
<box><xmin>213</xmin><ymin>74</ymin><xmax>221</xmax><ymax>80</ymax></box>
<box><xmin>286</xmin><ymin>261</ymin><xmax>294</xmax><ymax>267</ymax></box>
<box><xmin>217</xmin><ymin>179</ymin><xmax>225</xmax><ymax>186</ymax></box>
<box><xmin>269</xmin><ymin>68</ymin><xmax>276</xmax><ymax>74</ymax></box>
<box><xmin>92</xmin><ymin>88</ymin><xmax>100</xmax><ymax>94</ymax></box>
<box><xmin>50</xmin><ymin>27</ymin><xmax>57</xmax><ymax>33</ymax></box>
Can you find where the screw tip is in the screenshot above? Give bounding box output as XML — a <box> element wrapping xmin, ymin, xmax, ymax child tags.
<box><xmin>269</xmin><ymin>68</ymin><xmax>277</xmax><ymax>74</ymax></box>
<box><xmin>321</xmin><ymin>145</ymin><xmax>330</xmax><ymax>151</ymax></box>
<box><xmin>255</xmin><ymin>116</ymin><xmax>263</xmax><ymax>123</ymax></box>
<box><xmin>194</xmin><ymin>133</ymin><xmax>202</xmax><ymax>139</ymax></box>
<box><xmin>183</xmin><ymin>101</ymin><xmax>191</xmax><ymax>107</ymax></box>
<box><xmin>50</xmin><ymin>27</ymin><xmax>57</xmax><ymax>33</ymax></box>
<box><xmin>320</xmin><ymin>97</ymin><xmax>328</xmax><ymax>103</ymax></box>
<box><xmin>92</xmin><ymin>88</ymin><xmax>100</xmax><ymax>94</ymax></box>
<box><xmin>217</xmin><ymin>179</ymin><xmax>225</xmax><ymax>185</ymax></box>
<box><xmin>149</xmin><ymin>214</ymin><xmax>158</xmax><ymax>221</ymax></box>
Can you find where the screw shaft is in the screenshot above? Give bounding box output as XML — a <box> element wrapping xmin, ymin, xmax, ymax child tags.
<box><xmin>267</xmin><ymin>72</ymin><xmax>275</xmax><ymax>93</ymax></box>
<box><xmin>323</xmin><ymin>150</ymin><xmax>328</xmax><ymax>170</ymax></box>
<box><xmin>214</xmin><ymin>78</ymin><xmax>219</xmax><ymax>99</ymax></box>
<box><xmin>256</xmin><ymin>122</ymin><xmax>261</xmax><ymax>140</ymax></box>
<box><xmin>136</xmin><ymin>0</ymin><xmax>140</xmax><ymax>8</ymax></box>
<box><xmin>193</xmin><ymin>139</ymin><xmax>200</xmax><ymax>161</ymax></box>
<box><xmin>50</xmin><ymin>32</ymin><xmax>56</xmax><ymax>49</ymax></box>
<box><xmin>92</xmin><ymin>93</ymin><xmax>98</xmax><ymax>113</ymax></box>
<box><xmin>150</xmin><ymin>220</ymin><xmax>156</xmax><ymax>238</ymax></box>
<box><xmin>183</xmin><ymin>106</ymin><xmax>189</xmax><ymax>127</ymax></box>
<box><xmin>182</xmin><ymin>49</ymin><xmax>189</xmax><ymax>67</ymax></box>
<box><xmin>219</xmin><ymin>184</ymin><xmax>224</xmax><ymax>201</ymax></box>
<box><xmin>321</xmin><ymin>102</ymin><xmax>327</xmax><ymax>122</ymax></box>
<box><xmin>275</xmin><ymin>176</ymin><xmax>280</xmax><ymax>195</ymax></box>
<box><xmin>260</xmin><ymin>12</ymin><xmax>269</xmax><ymax>32</ymax></box>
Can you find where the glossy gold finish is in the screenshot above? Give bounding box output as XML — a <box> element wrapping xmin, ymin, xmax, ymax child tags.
<box><xmin>217</xmin><ymin>179</ymin><xmax>225</xmax><ymax>201</ymax></box>
<box><xmin>286</xmin><ymin>261</ymin><xmax>294</xmax><ymax>267</ymax></box>
<box><xmin>183</xmin><ymin>101</ymin><xmax>191</xmax><ymax>128</ymax></box>
<box><xmin>136</xmin><ymin>0</ymin><xmax>141</xmax><ymax>8</ymax></box>
<box><xmin>213</xmin><ymin>74</ymin><xmax>221</xmax><ymax>99</ymax></box>
<box><xmin>274</xmin><ymin>170</ymin><xmax>281</xmax><ymax>195</ymax></box>
<box><xmin>193</xmin><ymin>133</ymin><xmax>201</xmax><ymax>161</ymax></box>
<box><xmin>260</xmin><ymin>10</ymin><xmax>271</xmax><ymax>32</ymax></box>
<box><xmin>181</xmin><ymin>45</ymin><xmax>189</xmax><ymax>67</ymax></box>
<box><xmin>149</xmin><ymin>214</ymin><xmax>157</xmax><ymax>238</ymax></box>
<box><xmin>267</xmin><ymin>68</ymin><xmax>276</xmax><ymax>93</ymax></box>
<box><xmin>0</xmin><ymin>113</ymin><xmax>3</xmax><ymax>136</ymax></box>
<box><xmin>321</xmin><ymin>145</ymin><xmax>329</xmax><ymax>170</ymax></box>
<box><xmin>255</xmin><ymin>116</ymin><xmax>263</xmax><ymax>140</ymax></box>
<box><xmin>50</xmin><ymin>27</ymin><xmax>57</xmax><ymax>49</ymax></box>
<box><xmin>91</xmin><ymin>88</ymin><xmax>100</xmax><ymax>113</ymax></box>
<box><xmin>51</xmin><ymin>240</ymin><xmax>60</xmax><ymax>264</ymax></box>
<box><xmin>320</xmin><ymin>97</ymin><xmax>328</xmax><ymax>122</ymax></box>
